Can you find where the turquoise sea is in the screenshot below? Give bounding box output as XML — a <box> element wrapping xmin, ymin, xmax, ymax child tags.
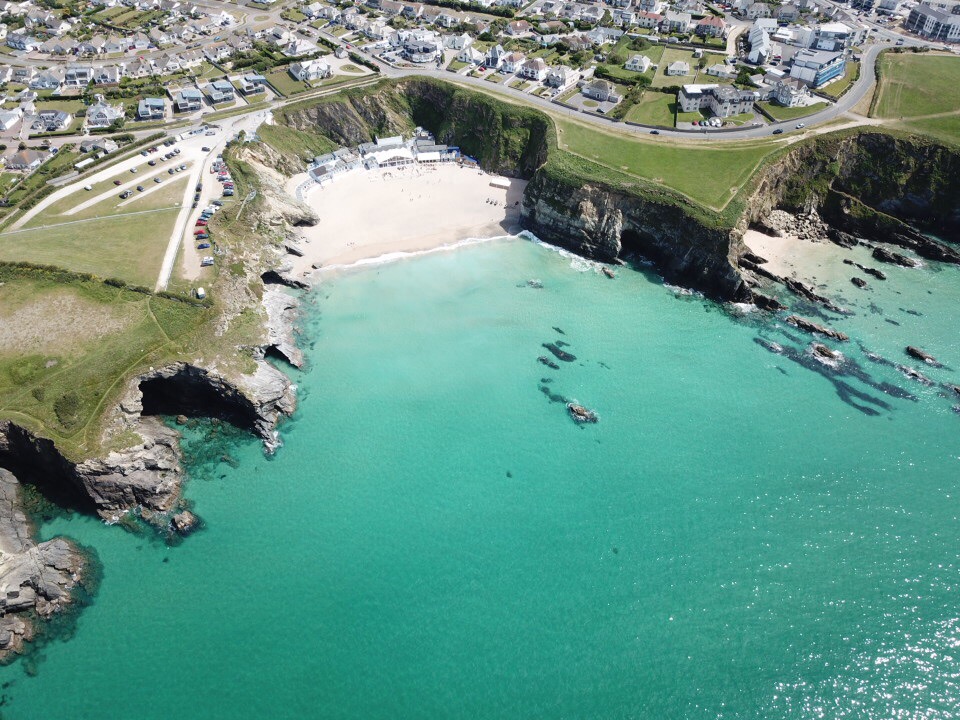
<box><xmin>2</xmin><ymin>236</ymin><xmax>959</xmax><ymax>719</ymax></box>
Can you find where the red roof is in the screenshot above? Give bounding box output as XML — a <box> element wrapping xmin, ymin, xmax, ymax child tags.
<box><xmin>698</xmin><ymin>15</ymin><xmax>726</xmax><ymax>26</ymax></box>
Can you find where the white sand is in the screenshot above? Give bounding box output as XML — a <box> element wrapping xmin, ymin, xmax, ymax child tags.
<box><xmin>743</xmin><ymin>229</ymin><xmax>855</xmax><ymax>286</ymax></box>
<box><xmin>289</xmin><ymin>164</ymin><xmax>527</xmax><ymax>275</ymax></box>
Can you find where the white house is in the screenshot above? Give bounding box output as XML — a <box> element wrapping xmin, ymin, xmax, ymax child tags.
<box><xmin>625</xmin><ymin>54</ymin><xmax>651</xmax><ymax>73</ymax></box>
<box><xmin>519</xmin><ymin>57</ymin><xmax>548</xmax><ymax>81</ymax></box>
<box><xmin>85</xmin><ymin>95</ymin><xmax>124</xmax><ymax>128</ymax></box>
<box><xmin>289</xmin><ymin>58</ymin><xmax>331</xmax><ymax>82</ymax></box>
<box><xmin>666</xmin><ymin>60</ymin><xmax>689</xmax><ymax>76</ymax></box>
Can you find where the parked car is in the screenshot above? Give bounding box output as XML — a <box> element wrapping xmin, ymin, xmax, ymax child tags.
<box><xmin>168</xmin><ymin>168</ymin><xmax>176</xmax><ymax>174</ymax></box>
<box><xmin>201</xmin><ymin>146</ymin><xmax>211</xmax><ymax>152</ymax></box>
<box><xmin>114</xmin><ymin>180</ymin><xmax>122</xmax><ymax>185</ymax></box>
<box><xmin>196</xmin><ymin>182</ymin><xmax>203</xmax><ymax>191</ymax></box>
<box><xmin>119</xmin><ymin>190</ymin><xmax>132</xmax><ymax>199</ymax></box>
<box><xmin>650</xmin><ymin>130</ymin><xmax>660</xmax><ymax>135</ymax></box>
<box><xmin>212</xmin><ymin>200</ymin><xmax>224</xmax><ymax>206</ymax></box>
<box><xmin>772</xmin><ymin>128</ymin><xmax>784</xmax><ymax>134</ymax></box>
<box><xmin>148</xmin><ymin>160</ymin><xmax>157</xmax><ymax>166</ymax></box>
<box><xmin>84</xmin><ymin>184</ymin><xmax>92</xmax><ymax>191</ymax></box>
<box><xmin>154</xmin><ymin>177</ymin><xmax>162</xmax><ymax>183</ymax></box>
<box><xmin>140</xmin><ymin>150</ymin><xmax>149</xmax><ymax>157</ymax></box>
<box><xmin>197</xmin><ymin>242</ymin><xmax>211</xmax><ymax>249</ymax></box>
<box><xmin>795</xmin><ymin>122</ymin><xmax>805</xmax><ymax>129</ymax></box>
<box><xmin>130</xmin><ymin>167</ymin><xmax>138</xmax><ymax>173</ymax></box>
<box><xmin>196</xmin><ymin>219</ymin><xmax>208</xmax><ymax>226</ymax></box>
<box><xmin>136</xmin><ymin>185</ymin><xmax>144</xmax><ymax>192</ymax></box>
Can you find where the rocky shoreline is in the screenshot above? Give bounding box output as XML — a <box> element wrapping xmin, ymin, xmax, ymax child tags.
<box><xmin>0</xmin><ymin>286</ymin><xmax>302</xmax><ymax>661</ymax></box>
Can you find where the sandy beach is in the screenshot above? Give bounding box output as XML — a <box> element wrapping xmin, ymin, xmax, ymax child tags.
<box><xmin>743</xmin><ymin>229</ymin><xmax>857</xmax><ymax>286</ymax></box>
<box><xmin>287</xmin><ymin>163</ymin><xmax>527</xmax><ymax>275</ymax></box>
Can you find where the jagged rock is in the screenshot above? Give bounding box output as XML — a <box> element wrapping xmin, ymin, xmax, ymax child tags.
<box><xmin>263</xmin><ymin>287</ymin><xmax>304</xmax><ymax>368</ymax></box>
<box><xmin>0</xmin><ymin>468</ymin><xmax>85</xmax><ymax>662</ymax></box>
<box><xmin>261</xmin><ymin>269</ymin><xmax>309</xmax><ymax>289</ymax></box>
<box><xmin>810</xmin><ymin>342</ymin><xmax>843</xmax><ymax>365</ymax></box>
<box><xmin>742</xmin><ymin>251</ymin><xmax>768</xmax><ymax>265</ymax></box>
<box><xmin>872</xmin><ymin>246</ymin><xmax>919</xmax><ymax>268</ymax></box>
<box><xmin>862</xmin><ymin>265</ymin><xmax>886</xmax><ymax>280</ymax></box>
<box><xmin>751</xmin><ymin>292</ymin><xmax>787</xmax><ymax>312</ymax></box>
<box><xmin>175</xmin><ymin>415</ymin><xmax>188</xmax><ymax>425</ymax></box>
<box><xmin>283</xmin><ymin>241</ymin><xmax>304</xmax><ymax>257</ymax></box>
<box><xmin>851</xmin><ymin>277</ymin><xmax>867</xmax><ymax>288</ymax></box>
<box><xmin>785</xmin><ymin>315</ymin><xmax>849</xmax><ymax>341</ymax></box>
<box><xmin>898</xmin><ymin>364</ymin><xmax>934</xmax><ymax>385</ymax></box>
<box><xmin>171</xmin><ymin>510</ymin><xmax>200</xmax><ymax>536</ymax></box>
<box><xmin>783</xmin><ymin>278</ymin><xmax>847</xmax><ymax>314</ymax></box>
<box><xmin>740</xmin><ymin>257</ymin><xmax>781</xmax><ymax>282</ymax></box>
<box><xmin>906</xmin><ymin>346</ymin><xmax>941</xmax><ymax>367</ymax></box>
<box><xmin>947</xmin><ymin>384</ymin><xmax>960</xmax><ymax>396</ymax></box>
<box><xmin>827</xmin><ymin>227</ymin><xmax>860</xmax><ymax>248</ymax></box>
<box><xmin>542</xmin><ymin>343</ymin><xmax>576</xmax><ymax>362</ymax></box>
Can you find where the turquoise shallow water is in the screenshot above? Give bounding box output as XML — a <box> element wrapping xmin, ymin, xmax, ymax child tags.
<box><xmin>2</xmin><ymin>236</ymin><xmax>960</xmax><ymax>719</ymax></box>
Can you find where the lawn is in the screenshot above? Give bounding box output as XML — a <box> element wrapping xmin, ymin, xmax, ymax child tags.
<box><xmin>31</xmin><ymin>174</ymin><xmax>190</xmax><ymax>227</ymax></box>
<box><xmin>623</xmin><ymin>92</ymin><xmax>676</xmax><ymax>126</ymax></box>
<box><xmin>873</xmin><ymin>52</ymin><xmax>960</xmax><ymax>119</ymax></box>
<box><xmin>485</xmin><ymin>73</ymin><xmax>505</xmax><ymax>84</ymax></box>
<box><xmin>651</xmin><ymin>48</ymin><xmax>698</xmax><ymax>88</ymax></box>
<box><xmin>900</xmin><ymin>114</ymin><xmax>960</xmax><ymax>146</ymax></box>
<box><xmin>600</xmin><ymin>63</ymin><xmax>655</xmax><ymax>84</ymax></box>
<box><xmin>819</xmin><ymin>60</ymin><xmax>859</xmax><ymax>100</ymax></box>
<box><xmin>265</xmin><ymin>67</ymin><xmax>310</xmax><ymax>96</ymax></box>
<box><xmin>0</xmin><ymin>207</ymin><xmax>180</xmax><ymax>287</ymax></box>
<box><xmin>555</xmin><ymin>118</ymin><xmax>781</xmax><ymax>210</ymax></box>
<box><xmin>757</xmin><ymin>101</ymin><xmax>828</xmax><ymax>121</ymax></box>
<box><xmin>257</xmin><ymin>123</ymin><xmax>337</xmax><ymax>162</ymax></box>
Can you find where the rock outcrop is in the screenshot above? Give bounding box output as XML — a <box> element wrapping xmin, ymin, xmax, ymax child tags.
<box><xmin>263</xmin><ymin>288</ymin><xmax>304</xmax><ymax>368</ymax></box>
<box><xmin>785</xmin><ymin>315</ymin><xmax>849</xmax><ymax>341</ymax></box>
<box><xmin>0</xmin><ymin>468</ymin><xmax>86</xmax><ymax>662</ymax></box>
<box><xmin>522</xmin><ymin>169</ymin><xmax>750</xmax><ymax>300</ymax></box>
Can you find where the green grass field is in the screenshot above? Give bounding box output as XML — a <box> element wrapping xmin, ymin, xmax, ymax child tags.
<box><xmin>757</xmin><ymin>101</ymin><xmax>828</xmax><ymax>121</ymax></box>
<box><xmin>265</xmin><ymin>67</ymin><xmax>310</xmax><ymax>96</ymax></box>
<box><xmin>0</xmin><ymin>267</ymin><xmax>213</xmax><ymax>458</ymax></box>
<box><xmin>899</xmin><ymin>114</ymin><xmax>960</xmax><ymax>146</ymax></box>
<box><xmin>874</xmin><ymin>52</ymin><xmax>960</xmax><ymax>119</ymax></box>
<box><xmin>0</xmin><ymin>208</ymin><xmax>179</xmax><ymax>287</ymax></box>
<box><xmin>555</xmin><ymin>118</ymin><xmax>780</xmax><ymax>210</ymax></box>
<box><xmin>651</xmin><ymin>48</ymin><xmax>697</xmax><ymax>87</ymax></box>
<box><xmin>624</xmin><ymin>92</ymin><xmax>676</xmax><ymax>126</ymax></box>
<box><xmin>257</xmin><ymin>123</ymin><xmax>337</xmax><ymax>162</ymax></box>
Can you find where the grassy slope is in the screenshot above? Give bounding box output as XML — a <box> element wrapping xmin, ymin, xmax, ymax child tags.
<box><xmin>0</xmin><ymin>210</ymin><xmax>179</xmax><ymax>287</ymax></box>
<box><xmin>623</xmin><ymin>92</ymin><xmax>676</xmax><ymax>126</ymax></box>
<box><xmin>757</xmin><ymin>101</ymin><xmax>828</xmax><ymax>122</ymax></box>
<box><xmin>0</xmin><ymin>267</ymin><xmax>212</xmax><ymax>459</ymax></box>
<box><xmin>874</xmin><ymin>53</ymin><xmax>960</xmax><ymax>119</ymax></box>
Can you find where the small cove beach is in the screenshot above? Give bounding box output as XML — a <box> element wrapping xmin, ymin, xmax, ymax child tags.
<box><xmin>285</xmin><ymin>163</ymin><xmax>527</xmax><ymax>274</ymax></box>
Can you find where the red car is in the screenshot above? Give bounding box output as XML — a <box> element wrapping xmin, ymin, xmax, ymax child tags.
<box><xmin>114</xmin><ymin>180</ymin><xmax>122</xmax><ymax>185</ymax></box>
<box><xmin>196</xmin><ymin>219</ymin><xmax>208</xmax><ymax>226</ymax></box>
<box><xmin>194</xmin><ymin>228</ymin><xmax>206</xmax><ymax>235</ymax></box>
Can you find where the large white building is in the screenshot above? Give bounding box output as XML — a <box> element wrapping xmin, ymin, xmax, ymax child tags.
<box><xmin>678</xmin><ymin>84</ymin><xmax>759</xmax><ymax>117</ymax></box>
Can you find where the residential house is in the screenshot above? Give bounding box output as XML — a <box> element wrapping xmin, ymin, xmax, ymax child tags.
<box><xmin>104</xmin><ymin>35</ymin><xmax>126</xmax><ymax>54</ymax></box>
<box><xmin>265</xmin><ymin>26</ymin><xmax>291</xmax><ymax>46</ymax></box>
<box><xmin>678</xmin><ymin>83</ymin><xmax>758</xmax><ymax>117</ymax></box>
<box><xmin>501</xmin><ymin>51</ymin><xmax>526</xmax><ymax>73</ymax></box>
<box><xmin>303</xmin><ymin>2</ymin><xmax>325</xmax><ymax>18</ymax></box>
<box><xmin>6</xmin><ymin>32</ymin><xmax>40</xmax><ymax>51</ymax></box>
<box><xmin>582</xmin><ymin>78</ymin><xmax>620</xmax><ymax>103</ymax></box>
<box><xmin>745</xmin><ymin>2</ymin><xmax>771</xmax><ymax>18</ymax></box>
<box><xmin>666</xmin><ymin>60</ymin><xmax>689</xmax><ymax>76</ymax></box>
<box><xmin>126</xmin><ymin>59</ymin><xmax>154</xmax><ymax>78</ymax></box>
<box><xmin>747</xmin><ymin>23</ymin><xmax>771</xmax><ymax>63</ymax></box>
<box><xmin>705</xmin><ymin>62</ymin><xmax>736</xmax><ymax>79</ymax></box>
<box><xmin>130</xmin><ymin>32</ymin><xmax>151</xmax><ymax>51</ymax></box>
<box><xmin>205</xmin><ymin>79</ymin><xmax>235</xmax><ymax>104</ymax></box>
<box><xmin>6</xmin><ymin>149</ymin><xmax>46</xmax><ymax>171</ymax></box>
<box><xmin>79</xmin><ymin>137</ymin><xmax>118</xmax><ymax>153</ymax></box>
<box><xmin>483</xmin><ymin>44</ymin><xmax>505</xmax><ymax>69</ymax></box>
<box><xmin>613</xmin><ymin>9</ymin><xmax>636</xmax><ymax>26</ymax></box>
<box><xmin>137</xmin><ymin>96</ymin><xmax>166</xmax><ymax>119</ymax></box>
<box><xmin>519</xmin><ymin>57</ymin><xmax>548</xmax><ymax>81</ymax></box>
<box><xmin>457</xmin><ymin>46</ymin><xmax>484</xmax><ymax>64</ymax></box>
<box><xmin>0</xmin><ymin>64</ymin><xmax>10</xmax><ymax>83</ymax></box>
<box><xmin>505</xmin><ymin>19</ymin><xmax>533</xmax><ymax>35</ymax></box>
<box><xmin>172</xmin><ymin>87</ymin><xmax>203</xmax><ymax>111</ymax></box>
<box><xmin>0</xmin><ymin>107</ymin><xmax>22</xmax><ymax>131</ymax></box>
<box><xmin>93</xmin><ymin>65</ymin><xmax>124</xmax><ymax>85</ymax></box>
<box><xmin>289</xmin><ymin>58</ymin><xmax>330</xmax><ymax>82</ymax></box>
<box><xmin>661</xmin><ymin>10</ymin><xmax>692</xmax><ymax>32</ymax></box>
<box><xmin>64</xmin><ymin>64</ymin><xmax>94</xmax><ymax>87</ymax></box>
<box><xmin>148</xmin><ymin>28</ymin><xmax>171</xmax><ymax>46</ymax></box>
<box><xmin>635</xmin><ymin>11</ymin><xmax>664</xmax><ymax>28</ymax></box>
<box><xmin>85</xmin><ymin>95</ymin><xmax>124</xmax><ymax>128</ymax></box>
<box><xmin>179</xmin><ymin>50</ymin><xmax>203</xmax><ymax>70</ymax></box>
<box><xmin>29</xmin><ymin>67</ymin><xmax>64</xmax><ymax>91</ymax></box>
<box><xmin>0</xmin><ymin>1</ymin><xmax>32</xmax><ymax>17</ymax></box>
<box><xmin>444</xmin><ymin>33</ymin><xmax>473</xmax><ymax>50</ymax></box>
<box><xmin>815</xmin><ymin>21</ymin><xmax>863</xmax><ymax>50</ymax></box>
<box><xmin>11</xmin><ymin>66</ymin><xmax>33</xmax><ymax>85</ymax></box>
<box><xmin>776</xmin><ymin>3</ymin><xmax>800</xmax><ymax>21</ymax></box>
<box><xmin>77</xmin><ymin>36</ymin><xmax>107</xmax><ymax>56</ymax></box>
<box><xmin>696</xmin><ymin>15</ymin><xmax>727</xmax><ymax>37</ymax></box>
<box><xmin>283</xmin><ymin>38</ymin><xmax>319</xmax><ymax>57</ymax></box>
<box><xmin>239</xmin><ymin>73</ymin><xmax>266</xmax><ymax>95</ymax></box>
<box><xmin>772</xmin><ymin>78</ymin><xmax>809</xmax><ymax>106</ymax></box>
<box><xmin>905</xmin><ymin>0</ymin><xmax>960</xmax><ymax>42</ymax></box>
<box><xmin>625</xmin><ymin>54</ymin><xmax>652</xmax><ymax>73</ymax></box>
<box><xmin>35</xmin><ymin>109</ymin><xmax>71</xmax><ymax>130</ymax></box>
<box><xmin>153</xmin><ymin>53</ymin><xmax>181</xmax><ymax>74</ymax></box>
<box><xmin>203</xmin><ymin>42</ymin><xmax>231</xmax><ymax>63</ymax></box>
<box><xmin>545</xmin><ymin>65</ymin><xmax>578</xmax><ymax>90</ymax></box>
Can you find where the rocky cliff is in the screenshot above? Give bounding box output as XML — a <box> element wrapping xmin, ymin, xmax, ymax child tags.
<box><xmin>742</xmin><ymin>130</ymin><xmax>960</xmax><ymax>247</ymax></box>
<box><xmin>521</xmin><ymin>164</ymin><xmax>751</xmax><ymax>300</ymax></box>
<box><xmin>0</xmin><ymin>468</ymin><xmax>86</xmax><ymax>662</ymax></box>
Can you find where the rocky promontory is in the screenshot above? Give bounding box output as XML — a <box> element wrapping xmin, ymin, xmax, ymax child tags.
<box><xmin>0</xmin><ymin>468</ymin><xmax>86</xmax><ymax>662</ymax></box>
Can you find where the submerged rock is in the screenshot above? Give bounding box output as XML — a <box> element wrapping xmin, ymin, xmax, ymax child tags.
<box><xmin>851</xmin><ymin>277</ymin><xmax>867</xmax><ymax>288</ymax></box>
<box><xmin>567</xmin><ymin>403</ymin><xmax>598</xmax><ymax>424</ymax></box>
<box><xmin>751</xmin><ymin>292</ymin><xmax>787</xmax><ymax>312</ymax></box>
<box><xmin>542</xmin><ymin>343</ymin><xmax>576</xmax><ymax>362</ymax></box>
<box><xmin>783</xmin><ymin>279</ymin><xmax>847</xmax><ymax>314</ymax></box>
<box><xmin>906</xmin><ymin>346</ymin><xmax>941</xmax><ymax>368</ymax></box>
<box><xmin>897</xmin><ymin>364</ymin><xmax>934</xmax><ymax>385</ymax></box>
<box><xmin>872</xmin><ymin>246</ymin><xmax>919</xmax><ymax>268</ymax></box>
<box><xmin>171</xmin><ymin>510</ymin><xmax>201</xmax><ymax>537</ymax></box>
<box><xmin>537</xmin><ymin>355</ymin><xmax>560</xmax><ymax>370</ymax></box>
<box><xmin>810</xmin><ymin>342</ymin><xmax>843</xmax><ymax>367</ymax></box>
<box><xmin>785</xmin><ymin>315</ymin><xmax>849</xmax><ymax>342</ymax></box>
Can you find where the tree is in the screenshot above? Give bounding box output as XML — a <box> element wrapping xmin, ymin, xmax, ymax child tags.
<box><xmin>608</xmin><ymin>51</ymin><xmax>625</xmax><ymax>65</ymax></box>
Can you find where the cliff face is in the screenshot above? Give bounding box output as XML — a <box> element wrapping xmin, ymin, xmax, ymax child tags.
<box><xmin>522</xmin><ymin>166</ymin><xmax>750</xmax><ymax>300</ymax></box>
<box><xmin>743</xmin><ymin>131</ymin><xmax>960</xmax><ymax>243</ymax></box>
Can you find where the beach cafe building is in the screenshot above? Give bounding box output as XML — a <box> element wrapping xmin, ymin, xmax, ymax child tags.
<box><xmin>307</xmin><ymin>133</ymin><xmax>460</xmax><ymax>185</ymax></box>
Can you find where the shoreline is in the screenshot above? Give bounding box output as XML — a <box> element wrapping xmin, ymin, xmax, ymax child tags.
<box><xmin>283</xmin><ymin>164</ymin><xmax>527</xmax><ymax>279</ymax></box>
